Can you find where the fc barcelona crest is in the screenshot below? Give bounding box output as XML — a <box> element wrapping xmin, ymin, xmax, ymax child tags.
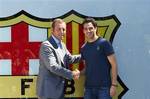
<box><xmin>0</xmin><ymin>10</ymin><xmax>128</xmax><ymax>99</ymax></box>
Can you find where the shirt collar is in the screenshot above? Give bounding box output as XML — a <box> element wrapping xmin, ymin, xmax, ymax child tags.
<box><xmin>52</xmin><ymin>35</ymin><xmax>62</xmax><ymax>48</ymax></box>
<box><xmin>52</xmin><ymin>35</ymin><xmax>60</xmax><ymax>44</ymax></box>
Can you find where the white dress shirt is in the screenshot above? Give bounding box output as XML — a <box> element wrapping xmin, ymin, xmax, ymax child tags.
<box><xmin>52</xmin><ymin>35</ymin><xmax>65</xmax><ymax>64</ymax></box>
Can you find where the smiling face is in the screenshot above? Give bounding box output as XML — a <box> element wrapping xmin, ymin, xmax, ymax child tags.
<box><xmin>52</xmin><ymin>19</ymin><xmax>66</xmax><ymax>41</ymax></box>
<box><xmin>83</xmin><ymin>22</ymin><xmax>97</xmax><ymax>41</ymax></box>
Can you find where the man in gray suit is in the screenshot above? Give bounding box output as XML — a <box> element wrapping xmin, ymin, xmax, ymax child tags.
<box><xmin>36</xmin><ymin>18</ymin><xmax>81</xmax><ymax>99</ymax></box>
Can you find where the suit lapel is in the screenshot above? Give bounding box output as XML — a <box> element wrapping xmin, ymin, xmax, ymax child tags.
<box><xmin>48</xmin><ymin>36</ymin><xmax>58</xmax><ymax>49</ymax></box>
<box><xmin>48</xmin><ymin>36</ymin><xmax>65</xmax><ymax>65</ymax></box>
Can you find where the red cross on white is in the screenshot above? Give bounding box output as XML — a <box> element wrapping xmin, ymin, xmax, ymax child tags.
<box><xmin>0</xmin><ymin>22</ymin><xmax>47</xmax><ymax>75</ymax></box>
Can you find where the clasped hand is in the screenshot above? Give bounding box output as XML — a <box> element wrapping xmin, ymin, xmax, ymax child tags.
<box><xmin>72</xmin><ymin>69</ymin><xmax>80</xmax><ymax>79</ymax></box>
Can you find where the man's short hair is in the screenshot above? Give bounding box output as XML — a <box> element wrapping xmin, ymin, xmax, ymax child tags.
<box><xmin>52</xmin><ymin>18</ymin><xmax>65</xmax><ymax>29</ymax></box>
<box><xmin>82</xmin><ymin>18</ymin><xmax>97</xmax><ymax>28</ymax></box>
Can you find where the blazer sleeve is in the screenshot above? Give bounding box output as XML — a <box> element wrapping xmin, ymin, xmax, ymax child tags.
<box><xmin>64</xmin><ymin>44</ymin><xmax>81</xmax><ymax>64</ymax></box>
<box><xmin>39</xmin><ymin>42</ymin><xmax>73</xmax><ymax>80</ymax></box>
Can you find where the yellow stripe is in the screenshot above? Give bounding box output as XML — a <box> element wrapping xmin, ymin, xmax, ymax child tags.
<box><xmin>47</xmin><ymin>28</ymin><xmax>51</xmax><ymax>38</ymax></box>
<box><xmin>0</xmin><ymin>15</ymin><xmax>51</xmax><ymax>28</ymax></box>
<box><xmin>72</xmin><ymin>22</ymin><xmax>79</xmax><ymax>70</ymax></box>
<box><xmin>97</xmin><ymin>26</ymin><xmax>108</xmax><ymax>37</ymax></box>
<box><xmin>96</xmin><ymin>19</ymin><xmax>117</xmax><ymax>40</ymax></box>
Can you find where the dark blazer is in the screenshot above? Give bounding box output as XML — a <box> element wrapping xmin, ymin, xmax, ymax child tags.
<box><xmin>36</xmin><ymin>36</ymin><xmax>81</xmax><ymax>98</ymax></box>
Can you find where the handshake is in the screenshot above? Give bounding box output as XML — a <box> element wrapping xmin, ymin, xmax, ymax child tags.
<box><xmin>72</xmin><ymin>69</ymin><xmax>80</xmax><ymax>80</ymax></box>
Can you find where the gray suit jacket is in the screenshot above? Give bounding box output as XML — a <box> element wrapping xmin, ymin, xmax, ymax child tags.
<box><xmin>36</xmin><ymin>36</ymin><xmax>81</xmax><ymax>98</ymax></box>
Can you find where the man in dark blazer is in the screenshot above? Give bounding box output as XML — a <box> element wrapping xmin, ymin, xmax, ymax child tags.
<box><xmin>36</xmin><ymin>18</ymin><xmax>81</xmax><ymax>99</ymax></box>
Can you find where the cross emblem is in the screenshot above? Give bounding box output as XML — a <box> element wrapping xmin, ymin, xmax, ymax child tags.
<box><xmin>0</xmin><ymin>22</ymin><xmax>41</xmax><ymax>75</ymax></box>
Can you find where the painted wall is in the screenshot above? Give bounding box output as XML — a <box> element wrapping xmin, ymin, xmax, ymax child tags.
<box><xmin>0</xmin><ymin>0</ymin><xmax>150</xmax><ymax>99</ymax></box>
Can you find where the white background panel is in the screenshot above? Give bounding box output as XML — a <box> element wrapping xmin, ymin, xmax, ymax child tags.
<box><xmin>29</xmin><ymin>25</ymin><xmax>47</xmax><ymax>42</ymax></box>
<box><xmin>0</xmin><ymin>60</ymin><xmax>11</xmax><ymax>75</ymax></box>
<box><xmin>0</xmin><ymin>27</ymin><xmax>11</xmax><ymax>42</ymax></box>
